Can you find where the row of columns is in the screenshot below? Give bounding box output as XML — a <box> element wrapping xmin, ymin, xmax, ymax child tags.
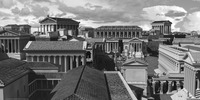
<box><xmin>27</xmin><ymin>55</ymin><xmax>85</xmax><ymax>72</ymax></box>
<box><xmin>40</xmin><ymin>24</ymin><xmax>78</xmax><ymax>34</ymax></box>
<box><xmin>151</xmin><ymin>80</ymin><xmax>183</xmax><ymax>94</ymax></box>
<box><xmin>184</xmin><ymin>65</ymin><xmax>197</xmax><ymax>96</ymax></box>
<box><xmin>152</xmin><ymin>25</ymin><xmax>171</xmax><ymax>34</ymax></box>
<box><xmin>95</xmin><ymin>31</ymin><xmax>141</xmax><ymax>38</ymax></box>
<box><xmin>0</xmin><ymin>39</ymin><xmax>20</xmax><ymax>53</ymax></box>
<box><xmin>129</xmin><ymin>43</ymin><xmax>142</xmax><ymax>52</ymax></box>
<box><xmin>105</xmin><ymin>42</ymin><xmax>119</xmax><ymax>53</ymax></box>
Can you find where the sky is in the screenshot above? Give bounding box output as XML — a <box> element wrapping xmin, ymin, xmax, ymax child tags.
<box><xmin>0</xmin><ymin>0</ymin><xmax>200</xmax><ymax>32</ymax></box>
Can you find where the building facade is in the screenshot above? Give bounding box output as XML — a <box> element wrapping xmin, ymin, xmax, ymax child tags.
<box><xmin>94</xmin><ymin>26</ymin><xmax>142</xmax><ymax>38</ymax></box>
<box><xmin>104</xmin><ymin>38</ymin><xmax>146</xmax><ymax>58</ymax></box>
<box><xmin>39</xmin><ymin>16</ymin><xmax>80</xmax><ymax>36</ymax></box>
<box><xmin>24</xmin><ymin>41</ymin><xmax>87</xmax><ymax>72</ymax></box>
<box><xmin>183</xmin><ymin>52</ymin><xmax>200</xmax><ymax>99</ymax></box>
<box><xmin>4</xmin><ymin>24</ymin><xmax>31</xmax><ymax>34</ymax></box>
<box><xmin>151</xmin><ymin>20</ymin><xmax>172</xmax><ymax>35</ymax></box>
<box><xmin>0</xmin><ymin>29</ymin><xmax>30</xmax><ymax>60</ymax></box>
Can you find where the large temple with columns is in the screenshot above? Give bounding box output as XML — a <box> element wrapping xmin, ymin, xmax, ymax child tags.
<box><xmin>24</xmin><ymin>41</ymin><xmax>87</xmax><ymax>72</ymax></box>
<box><xmin>151</xmin><ymin>20</ymin><xmax>172</xmax><ymax>35</ymax></box>
<box><xmin>94</xmin><ymin>26</ymin><xmax>142</xmax><ymax>38</ymax></box>
<box><xmin>39</xmin><ymin>16</ymin><xmax>80</xmax><ymax>36</ymax></box>
<box><xmin>0</xmin><ymin>27</ymin><xmax>31</xmax><ymax>60</ymax></box>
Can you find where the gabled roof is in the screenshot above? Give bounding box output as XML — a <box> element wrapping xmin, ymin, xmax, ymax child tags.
<box><xmin>39</xmin><ymin>17</ymin><xmax>79</xmax><ymax>24</ymax></box>
<box><xmin>123</xmin><ymin>58</ymin><xmax>148</xmax><ymax>67</ymax></box>
<box><xmin>68</xmin><ymin>37</ymin><xmax>85</xmax><ymax>41</ymax></box>
<box><xmin>0</xmin><ymin>29</ymin><xmax>30</xmax><ymax>36</ymax></box>
<box><xmin>129</xmin><ymin>37</ymin><xmax>143</xmax><ymax>42</ymax></box>
<box><xmin>152</xmin><ymin>20</ymin><xmax>172</xmax><ymax>24</ymax></box>
<box><xmin>24</xmin><ymin>41</ymin><xmax>85</xmax><ymax>51</ymax></box>
<box><xmin>0</xmin><ymin>58</ymin><xmax>29</xmax><ymax>86</ymax></box>
<box><xmin>51</xmin><ymin>66</ymin><xmax>110</xmax><ymax>100</ymax></box>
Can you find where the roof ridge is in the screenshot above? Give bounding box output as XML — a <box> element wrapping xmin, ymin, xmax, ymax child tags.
<box><xmin>74</xmin><ymin>65</ymin><xmax>86</xmax><ymax>93</ymax></box>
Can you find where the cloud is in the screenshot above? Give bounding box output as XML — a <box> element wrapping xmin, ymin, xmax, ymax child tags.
<box><xmin>58</xmin><ymin>2</ymin><xmax>131</xmax><ymax>23</ymax></box>
<box><xmin>141</xmin><ymin>5</ymin><xmax>187</xmax><ymax>32</ymax></box>
<box><xmin>30</xmin><ymin>4</ymin><xmax>49</xmax><ymax>18</ymax></box>
<box><xmin>11</xmin><ymin>7</ymin><xmax>31</xmax><ymax>16</ymax></box>
<box><xmin>183</xmin><ymin>11</ymin><xmax>200</xmax><ymax>31</ymax></box>
<box><xmin>0</xmin><ymin>0</ymin><xmax>14</xmax><ymax>8</ymax></box>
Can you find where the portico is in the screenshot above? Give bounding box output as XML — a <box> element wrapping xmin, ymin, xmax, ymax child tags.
<box><xmin>39</xmin><ymin>16</ymin><xmax>80</xmax><ymax>36</ymax></box>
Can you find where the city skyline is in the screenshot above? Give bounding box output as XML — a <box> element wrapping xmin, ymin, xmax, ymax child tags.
<box><xmin>0</xmin><ymin>0</ymin><xmax>200</xmax><ymax>32</ymax></box>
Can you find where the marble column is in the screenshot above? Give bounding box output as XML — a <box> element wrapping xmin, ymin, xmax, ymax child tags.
<box><xmin>64</xmin><ymin>56</ymin><xmax>67</xmax><ymax>72</ymax></box>
<box><xmin>70</xmin><ymin>56</ymin><xmax>73</xmax><ymax>70</ymax></box>
<box><xmin>54</xmin><ymin>56</ymin><xmax>56</xmax><ymax>64</ymax></box>
<box><xmin>37</xmin><ymin>56</ymin><xmax>39</xmax><ymax>62</ymax></box>
<box><xmin>197</xmin><ymin>78</ymin><xmax>200</xmax><ymax>90</ymax></box>
<box><xmin>59</xmin><ymin>56</ymin><xmax>62</xmax><ymax>65</ymax></box>
<box><xmin>7</xmin><ymin>39</ymin><xmax>9</xmax><ymax>53</ymax></box>
<box><xmin>160</xmin><ymin>81</ymin><xmax>164</xmax><ymax>94</ymax></box>
<box><xmin>43</xmin><ymin>56</ymin><xmax>45</xmax><ymax>62</ymax></box>
<box><xmin>17</xmin><ymin>39</ymin><xmax>20</xmax><ymax>52</ymax></box>
<box><xmin>81</xmin><ymin>56</ymin><xmax>85</xmax><ymax>65</ymax></box>
<box><xmin>76</xmin><ymin>56</ymin><xmax>79</xmax><ymax>68</ymax></box>
<box><xmin>167</xmin><ymin>81</ymin><xmax>172</xmax><ymax>93</ymax></box>
<box><xmin>48</xmin><ymin>56</ymin><xmax>51</xmax><ymax>62</ymax></box>
<box><xmin>31</xmin><ymin>56</ymin><xmax>34</xmax><ymax>62</ymax></box>
<box><xmin>152</xmin><ymin>81</ymin><xmax>156</xmax><ymax>94</ymax></box>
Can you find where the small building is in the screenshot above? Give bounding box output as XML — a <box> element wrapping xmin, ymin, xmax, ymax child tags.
<box><xmin>122</xmin><ymin>58</ymin><xmax>148</xmax><ymax>99</ymax></box>
<box><xmin>151</xmin><ymin>20</ymin><xmax>172</xmax><ymax>35</ymax></box>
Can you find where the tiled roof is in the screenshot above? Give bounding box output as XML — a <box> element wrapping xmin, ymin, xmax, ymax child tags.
<box><xmin>40</xmin><ymin>17</ymin><xmax>79</xmax><ymax>24</ymax></box>
<box><xmin>0</xmin><ymin>53</ymin><xmax>9</xmax><ymax>61</ymax></box>
<box><xmin>24</xmin><ymin>41</ymin><xmax>84</xmax><ymax>51</ymax></box>
<box><xmin>97</xmin><ymin>26</ymin><xmax>142</xmax><ymax>29</ymax></box>
<box><xmin>50</xmin><ymin>17</ymin><xmax>79</xmax><ymax>24</ymax></box>
<box><xmin>51</xmin><ymin>66</ymin><xmax>110</xmax><ymax>100</ymax></box>
<box><xmin>0</xmin><ymin>58</ymin><xmax>29</xmax><ymax>86</ymax></box>
<box><xmin>152</xmin><ymin>20</ymin><xmax>172</xmax><ymax>24</ymax></box>
<box><xmin>123</xmin><ymin>58</ymin><xmax>148</xmax><ymax>67</ymax></box>
<box><xmin>21</xmin><ymin>62</ymin><xmax>59</xmax><ymax>70</ymax></box>
<box><xmin>106</xmin><ymin>73</ymin><xmax>132</xmax><ymax>100</ymax></box>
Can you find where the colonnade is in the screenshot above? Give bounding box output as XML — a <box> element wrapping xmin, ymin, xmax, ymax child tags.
<box><xmin>152</xmin><ymin>25</ymin><xmax>171</xmax><ymax>34</ymax></box>
<box><xmin>40</xmin><ymin>24</ymin><xmax>78</xmax><ymax>34</ymax></box>
<box><xmin>184</xmin><ymin>65</ymin><xmax>200</xmax><ymax>97</ymax></box>
<box><xmin>151</xmin><ymin>80</ymin><xmax>183</xmax><ymax>94</ymax></box>
<box><xmin>105</xmin><ymin>42</ymin><xmax>119</xmax><ymax>53</ymax></box>
<box><xmin>26</xmin><ymin>55</ymin><xmax>85</xmax><ymax>72</ymax></box>
<box><xmin>95</xmin><ymin>31</ymin><xmax>141</xmax><ymax>38</ymax></box>
<box><xmin>0</xmin><ymin>38</ymin><xmax>19</xmax><ymax>53</ymax></box>
<box><xmin>129</xmin><ymin>42</ymin><xmax>142</xmax><ymax>52</ymax></box>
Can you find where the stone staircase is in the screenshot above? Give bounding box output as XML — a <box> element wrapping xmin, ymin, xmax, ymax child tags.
<box><xmin>195</xmin><ymin>89</ymin><xmax>200</xmax><ymax>98</ymax></box>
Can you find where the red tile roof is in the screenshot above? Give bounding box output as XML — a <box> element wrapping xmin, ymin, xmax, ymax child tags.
<box><xmin>0</xmin><ymin>58</ymin><xmax>29</xmax><ymax>86</ymax></box>
<box><xmin>24</xmin><ymin>41</ymin><xmax>85</xmax><ymax>51</ymax></box>
<box><xmin>51</xmin><ymin>66</ymin><xmax>110</xmax><ymax>100</ymax></box>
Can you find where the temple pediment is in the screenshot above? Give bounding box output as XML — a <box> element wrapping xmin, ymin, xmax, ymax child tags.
<box><xmin>39</xmin><ymin>17</ymin><xmax>56</xmax><ymax>23</ymax></box>
<box><xmin>129</xmin><ymin>37</ymin><xmax>143</xmax><ymax>43</ymax></box>
<box><xmin>0</xmin><ymin>30</ymin><xmax>19</xmax><ymax>36</ymax></box>
<box><xmin>183</xmin><ymin>52</ymin><xmax>195</xmax><ymax>65</ymax></box>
